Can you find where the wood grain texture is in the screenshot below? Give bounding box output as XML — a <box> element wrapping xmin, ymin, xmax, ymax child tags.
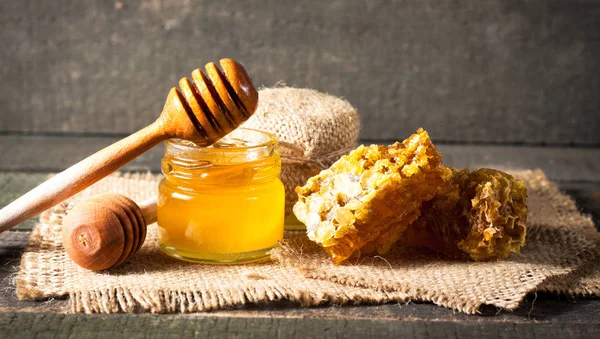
<box><xmin>0</xmin><ymin>173</ymin><xmax>48</xmax><ymax>231</ymax></box>
<box><xmin>1</xmin><ymin>0</ymin><xmax>599</xmax><ymax>145</ymax></box>
<box><xmin>62</xmin><ymin>199</ymin><xmax>126</xmax><ymax>271</ymax></box>
<box><xmin>0</xmin><ymin>135</ymin><xmax>598</xmax><ymax>182</ymax></box>
<box><xmin>0</xmin><ymin>312</ymin><xmax>599</xmax><ymax>339</ymax></box>
<box><xmin>0</xmin><ymin>136</ymin><xmax>163</xmax><ymax>173</ymax></box>
<box><xmin>61</xmin><ymin>193</ymin><xmax>151</xmax><ymax>270</ymax></box>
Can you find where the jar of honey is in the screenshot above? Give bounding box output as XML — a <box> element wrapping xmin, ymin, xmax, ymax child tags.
<box><xmin>157</xmin><ymin>128</ymin><xmax>285</xmax><ymax>264</ymax></box>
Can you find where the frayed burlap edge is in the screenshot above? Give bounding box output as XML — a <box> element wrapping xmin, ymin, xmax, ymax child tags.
<box><xmin>67</xmin><ymin>282</ymin><xmax>410</xmax><ymax>314</ymax></box>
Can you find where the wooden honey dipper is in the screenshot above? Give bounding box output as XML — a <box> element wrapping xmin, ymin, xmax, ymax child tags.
<box><xmin>62</xmin><ymin>194</ymin><xmax>157</xmax><ymax>271</ymax></box>
<box><xmin>0</xmin><ymin>58</ymin><xmax>258</xmax><ymax>233</ymax></box>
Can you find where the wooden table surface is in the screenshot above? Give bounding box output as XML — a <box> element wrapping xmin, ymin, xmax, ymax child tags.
<box><xmin>1</xmin><ymin>136</ymin><xmax>599</xmax><ymax>338</ymax></box>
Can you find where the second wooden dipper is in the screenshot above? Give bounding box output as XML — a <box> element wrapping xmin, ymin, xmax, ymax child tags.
<box><xmin>62</xmin><ymin>194</ymin><xmax>157</xmax><ymax>271</ymax></box>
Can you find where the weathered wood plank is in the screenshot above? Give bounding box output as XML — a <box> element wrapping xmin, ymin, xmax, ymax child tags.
<box><xmin>0</xmin><ymin>136</ymin><xmax>163</xmax><ymax>173</ymax></box>
<box><xmin>435</xmin><ymin>144</ymin><xmax>600</xmax><ymax>183</ymax></box>
<box><xmin>0</xmin><ymin>312</ymin><xmax>599</xmax><ymax>339</ymax></box>
<box><xmin>1</xmin><ymin>0</ymin><xmax>599</xmax><ymax>145</ymax></box>
<box><xmin>0</xmin><ymin>135</ymin><xmax>598</xmax><ymax>182</ymax></box>
<box><xmin>0</xmin><ymin>173</ymin><xmax>49</xmax><ymax>231</ymax></box>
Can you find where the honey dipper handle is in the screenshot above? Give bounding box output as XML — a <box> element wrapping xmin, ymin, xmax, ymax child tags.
<box><xmin>139</xmin><ymin>196</ymin><xmax>158</xmax><ymax>225</ymax></box>
<box><xmin>0</xmin><ymin>121</ymin><xmax>168</xmax><ymax>233</ymax></box>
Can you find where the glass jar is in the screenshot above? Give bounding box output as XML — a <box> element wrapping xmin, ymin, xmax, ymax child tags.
<box><xmin>157</xmin><ymin>128</ymin><xmax>285</xmax><ymax>264</ymax></box>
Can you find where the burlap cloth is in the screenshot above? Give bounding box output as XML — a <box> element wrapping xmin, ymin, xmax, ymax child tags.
<box><xmin>15</xmin><ymin>170</ymin><xmax>600</xmax><ymax>314</ymax></box>
<box><xmin>242</xmin><ymin>87</ymin><xmax>361</xmax><ymax>216</ymax></box>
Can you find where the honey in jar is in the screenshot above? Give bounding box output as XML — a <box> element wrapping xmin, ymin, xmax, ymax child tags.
<box><xmin>157</xmin><ymin>128</ymin><xmax>285</xmax><ymax>264</ymax></box>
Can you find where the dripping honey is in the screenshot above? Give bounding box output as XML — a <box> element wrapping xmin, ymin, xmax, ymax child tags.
<box><xmin>157</xmin><ymin>128</ymin><xmax>285</xmax><ymax>264</ymax></box>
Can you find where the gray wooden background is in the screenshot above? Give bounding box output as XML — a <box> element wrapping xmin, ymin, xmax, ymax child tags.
<box><xmin>1</xmin><ymin>0</ymin><xmax>599</xmax><ymax>146</ymax></box>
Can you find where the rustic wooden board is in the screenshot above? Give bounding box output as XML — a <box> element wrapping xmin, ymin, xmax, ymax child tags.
<box><xmin>0</xmin><ymin>311</ymin><xmax>599</xmax><ymax>339</ymax></box>
<box><xmin>0</xmin><ymin>135</ymin><xmax>598</xmax><ymax>182</ymax></box>
<box><xmin>1</xmin><ymin>0</ymin><xmax>599</xmax><ymax>145</ymax></box>
<box><xmin>0</xmin><ymin>173</ymin><xmax>48</xmax><ymax>231</ymax></box>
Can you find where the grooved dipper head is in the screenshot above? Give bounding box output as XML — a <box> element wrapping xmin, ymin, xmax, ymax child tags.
<box><xmin>160</xmin><ymin>58</ymin><xmax>259</xmax><ymax>146</ymax></box>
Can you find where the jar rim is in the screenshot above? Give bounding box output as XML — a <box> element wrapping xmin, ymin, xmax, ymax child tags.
<box><xmin>166</xmin><ymin>128</ymin><xmax>278</xmax><ymax>154</ymax></box>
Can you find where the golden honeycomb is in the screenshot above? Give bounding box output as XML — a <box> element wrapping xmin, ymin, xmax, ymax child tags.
<box><xmin>293</xmin><ymin>128</ymin><xmax>453</xmax><ymax>264</ymax></box>
<box><xmin>402</xmin><ymin>168</ymin><xmax>528</xmax><ymax>261</ymax></box>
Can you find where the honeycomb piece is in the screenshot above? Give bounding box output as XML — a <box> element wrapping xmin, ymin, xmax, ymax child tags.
<box><xmin>402</xmin><ymin>168</ymin><xmax>528</xmax><ymax>261</ymax></box>
<box><xmin>293</xmin><ymin>128</ymin><xmax>453</xmax><ymax>264</ymax></box>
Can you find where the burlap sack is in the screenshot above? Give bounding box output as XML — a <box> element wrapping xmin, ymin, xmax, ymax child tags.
<box><xmin>14</xmin><ymin>170</ymin><xmax>600</xmax><ymax>314</ymax></box>
<box><xmin>241</xmin><ymin>87</ymin><xmax>361</xmax><ymax>216</ymax></box>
